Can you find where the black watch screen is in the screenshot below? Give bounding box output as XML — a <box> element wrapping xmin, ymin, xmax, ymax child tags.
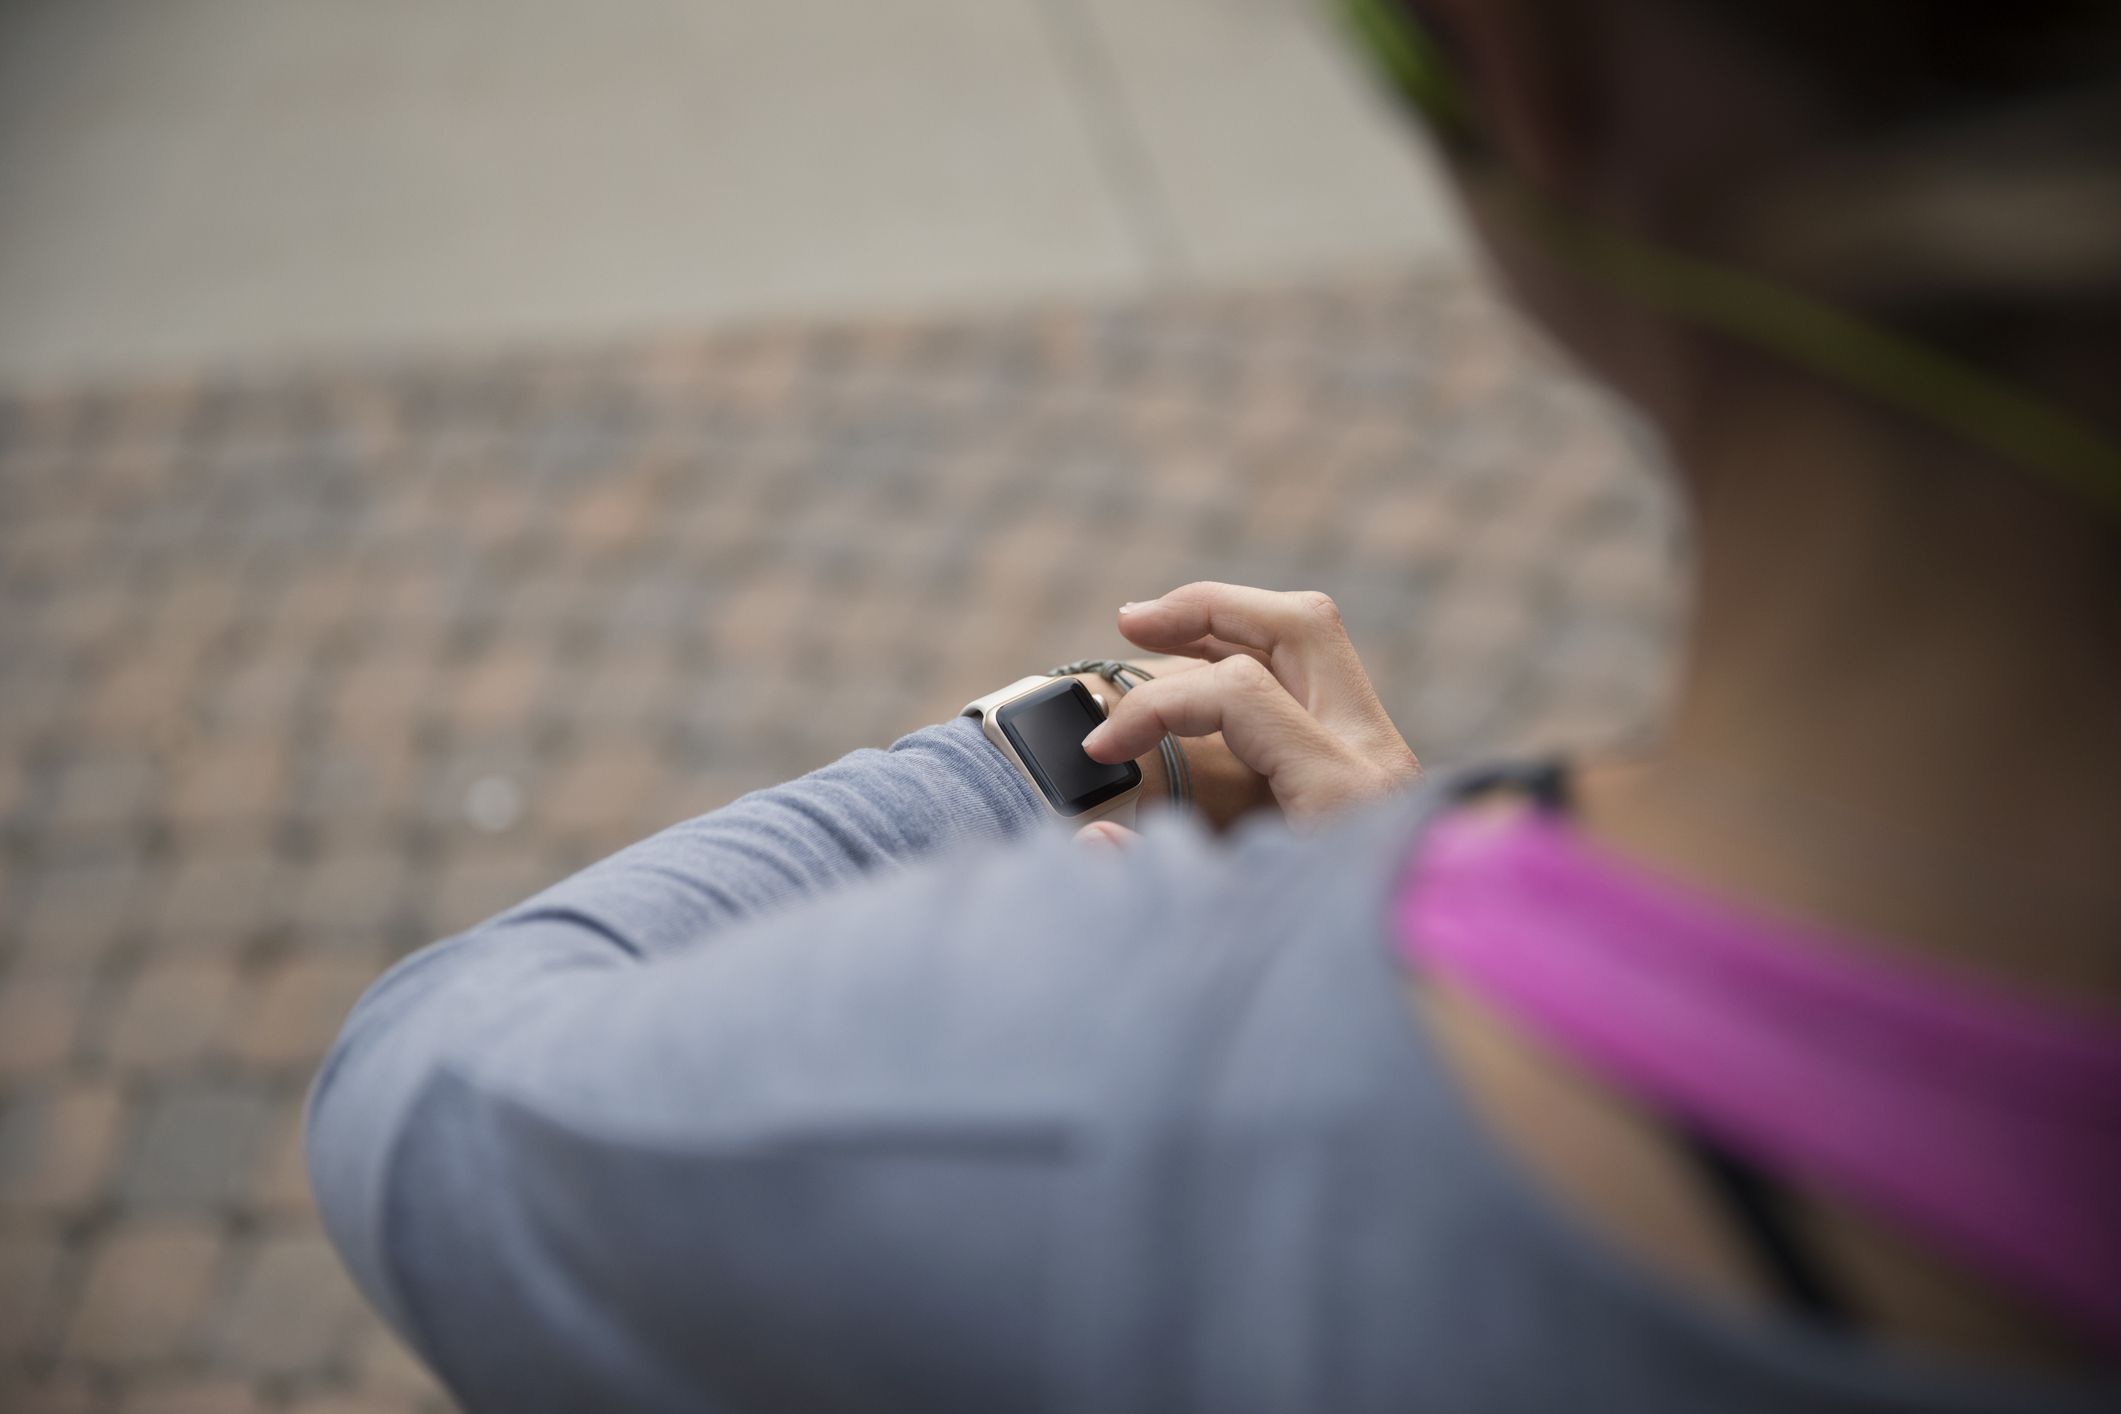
<box><xmin>993</xmin><ymin>679</ymin><xmax>1143</xmax><ymax>817</ymax></box>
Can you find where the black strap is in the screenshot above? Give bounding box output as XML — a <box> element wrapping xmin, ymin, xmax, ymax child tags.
<box><xmin>1521</xmin><ymin>760</ymin><xmax>1574</xmax><ymax>815</ymax></box>
<box><xmin>1444</xmin><ymin>759</ymin><xmax>1575</xmax><ymax>814</ymax></box>
<box><xmin>1679</xmin><ymin>1129</ymin><xmax>1856</xmax><ymax>1327</ymax></box>
<box><xmin>1514</xmin><ymin>758</ymin><xmax>1860</xmax><ymax>1331</ymax></box>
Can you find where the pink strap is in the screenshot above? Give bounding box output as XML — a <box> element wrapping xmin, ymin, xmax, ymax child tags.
<box><xmin>1395</xmin><ymin>809</ymin><xmax>2121</xmax><ymax>1348</ymax></box>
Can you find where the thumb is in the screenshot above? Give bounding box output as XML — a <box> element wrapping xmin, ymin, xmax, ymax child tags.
<box><xmin>1074</xmin><ymin>821</ymin><xmax>1140</xmax><ymax>850</ymax></box>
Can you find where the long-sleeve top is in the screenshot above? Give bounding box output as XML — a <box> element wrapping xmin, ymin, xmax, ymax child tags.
<box><xmin>307</xmin><ymin>719</ymin><xmax>2116</xmax><ymax>1413</ymax></box>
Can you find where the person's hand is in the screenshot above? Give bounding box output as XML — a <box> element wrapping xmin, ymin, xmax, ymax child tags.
<box><xmin>1064</xmin><ymin>656</ymin><xmax>1276</xmax><ymax>834</ymax></box>
<box><xmin>1079</xmin><ymin>583</ymin><xmax>1420</xmax><ymax>831</ymax></box>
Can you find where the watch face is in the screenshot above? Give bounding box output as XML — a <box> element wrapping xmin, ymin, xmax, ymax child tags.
<box><xmin>994</xmin><ymin>679</ymin><xmax>1143</xmax><ymax>817</ymax></box>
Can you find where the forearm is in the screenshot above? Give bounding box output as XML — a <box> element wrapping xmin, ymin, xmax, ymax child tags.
<box><xmin>481</xmin><ymin>716</ymin><xmax>1046</xmax><ymax>962</ymax></box>
<box><xmin>312</xmin><ymin>683</ymin><xmax>1266</xmax><ymax>1334</ymax></box>
<box><xmin>503</xmin><ymin>694</ymin><xmax>1263</xmax><ymax>958</ymax></box>
<box><xmin>310</xmin><ymin>716</ymin><xmax>1040</xmax><ymax>1327</ymax></box>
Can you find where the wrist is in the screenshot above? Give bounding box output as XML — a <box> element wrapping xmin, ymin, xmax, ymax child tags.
<box><xmin>960</xmin><ymin>660</ymin><xmax>1273</xmax><ymax>833</ymax></box>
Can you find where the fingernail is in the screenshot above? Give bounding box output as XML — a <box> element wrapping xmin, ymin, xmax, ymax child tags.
<box><xmin>1119</xmin><ymin>602</ymin><xmax>1140</xmax><ymax>615</ymax></box>
<box><xmin>1081</xmin><ymin>723</ymin><xmax>1109</xmax><ymax>752</ymax></box>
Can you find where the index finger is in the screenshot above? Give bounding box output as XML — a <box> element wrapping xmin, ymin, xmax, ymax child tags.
<box><xmin>1082</xmin><ymin>654</ymin><xmax>1328</xmax><ymax>782</ymax></box>
<box><xmin>1119</xmin><ymin>582</ymin><xmax>1361</xmax><ymax>712</ymax></box>
<box><xmin>1118</xmin><ymin>582</ymin><xmax>1339</xmax><ymax>658</ymax></box>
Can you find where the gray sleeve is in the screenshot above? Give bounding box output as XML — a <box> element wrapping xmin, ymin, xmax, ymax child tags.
<box><xmin>305</xmin><ymin>717</ymin><xmax>1181</xmax><ymax>1411</ymax></box>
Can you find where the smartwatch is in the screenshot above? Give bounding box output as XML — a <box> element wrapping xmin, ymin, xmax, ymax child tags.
<box><xmin>962</xmin><ymin>675</ymin><xmax>1144</xmax><ymax>826</ymax></box>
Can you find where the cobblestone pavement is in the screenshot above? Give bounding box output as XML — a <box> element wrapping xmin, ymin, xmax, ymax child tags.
<box><xmin>0</xmin><ymin>271</ymin><xmax>1682</xmax><ymax>1412</ymax></box>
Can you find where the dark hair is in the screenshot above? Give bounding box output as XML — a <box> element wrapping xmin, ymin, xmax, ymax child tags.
<box><xmin>1397</xmin><ymin>0</ymin><xmax>2121</xmax><ymax>496</ymax></box>
<box><xmin>1714</xmin><ymin>2</ymin><xmax>2121</xmax><ymax>95</ymax></box>
<box><xmin>1697</xmin><ymin>4</ymin><xmax>2120</xmax><ymax>379</ymax></box>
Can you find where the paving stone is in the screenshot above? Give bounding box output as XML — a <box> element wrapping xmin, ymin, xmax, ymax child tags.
<box><xmin>551</xmin><ymin>646</ymin><xmax>680</xmax><ymax>733</ymax></box>
<box><xmin>536</xmin><ymin>739</ymin><xmax>671</xmax><ymax>843</ymax></box>
<box><xmin>448</xmin><ymin>647</ymin><xmax>547</xmax><ymax>734</ymax></box>
<box><xmin>268</xmin><ymin>562</ymin><xmax>367</xmax><ymax>639</ymax></box>
<box><xmin>14</xmin><ymin>852</ymin><xmax>151</xmax><ymax>973</ymax></box>
<box><xmin>117</xmin><ymin>1083</ymin><xmax>273</xmax><ymax>1212</ymax></box>
<box><xmin>453</xmin><ymin>481</ymin><xmax>539</xmax><ymax>550</ymax></box>
<box><xmin>246</xmin><ymin>1101</ymin><xmax>314</xmax><ymax>1219</ymax></box>
<box><xmin>289</xmin><ymin>732</ymin><xmax>422</xmax><ymax>842</ymax></box>
<box><xmin>284</xmin><ymin>1396</ymin><xmax>425</xmax><ymax>1414</ymax></box>
<box><xmin>660</xmin><ymin>770</ymin><xmax>788</xmax><ymax>826</ymax></box>
<box><xmin>143</xmin><ymin>570</ymin><xmax>244</xmax><ymax>654</ymax></box>
<box><xmin>100</xmin><ymin>963</ymin><xmax>240</xmax><ymax>1074</ymax></box>
<box><xmin>329</xmin><ymin>654</ymin><xmax>439</xmax><ymax>742</ymax></box>
<box><xmin>62</xmin><ymin>1217</ymin><xmax>223</xmax><ymax>1363</ymax></box>
<box><xmin>565</xmin><ymin>472</ymin><xmax>661</xmax><ymax>558</ymax></box>
<box><xmin>114</xmin><ymin>1376</ymin><xmax>266</xmax><ymax>1414</ymax></box>
<box><xmin>0</xmin><ymin>1221</ymin><xmax>69</xmax><ymax>1356</ymax></box>
<box><xmin>0</xmin><ymin>750</ymin><xmax>28</xmax><ymax>828</ymax></box>
<box><xmin>83</xmin><ymin>649</ymin><xmax>202</xmax><ymax>742</ymax></box>
<box><xmin>0</xmin><ymin>679</ymin><xmax>85</xmax><ymax>763</ymax></box>
<box><xmin>287</xmin><ymin>846</ymin><xmax>413</xmax><ymax>944</ymax></box>
<box><xmin>151</xmin><ymin>847</ymin><xmax>288</xmax><ymax>957</ymax></box>
<box><xmin>0</xmin><ymin>1081</ymin><xmax>125</xmax><ymax>1214</ymax></box>
<box><xmin>0</xmin><ymin>974</ymin><xmax>87</xmax><ymax>1080</ymax></box>
<box><xmin>211</xmin><ymin>1229</ymin><xmax>369</xmax><ymax>1378</ymax></box>
<box><xmin>203</xmin><ymin>655</ymin><xmax>312</xmax><ymax>733</ymax></box>
<box><xmin>164</xmin><ymin>740</ymin><xmax>291</xmax><ymax>833</ymax></box>
<box><xmin>0</xmin><ymin>1369</ymin><xmax>108</xmax><ymax>1414</ymax></box>
<box><xmin>350</xmin><ymin>1323</ymin><xmax>444</xmax><ymax>1400</ymax></box>
<box><xmin>45</xmin><ymin>753</ymin><xmax>166</xmax><ymax>838</ymax></box>
<box><xmin>226</xmin><ymin>958</ymin><xmax>376</xmax><ymax>1071</ymax></box>
<box><xmin>417</xmin><ymin>743</ymin><xmax>544</xmax><ymax>839</ymax></box>
<box><xmin>423</xmin><ymin>849</ymin><xmax>566</xmax><ymax>940</ymax></box>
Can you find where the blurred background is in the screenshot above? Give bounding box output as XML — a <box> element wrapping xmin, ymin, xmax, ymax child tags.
<box><xmin>0</xmin><ymin>1</ymin><xmax>1679</xmax><ymax>1410</ymax></box>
